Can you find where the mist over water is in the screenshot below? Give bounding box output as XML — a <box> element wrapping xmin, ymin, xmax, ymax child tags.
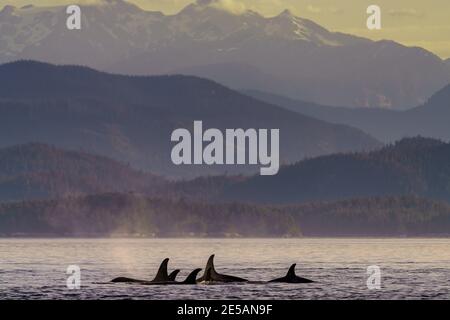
<box><xmin>0</xmin><ymin>238</ymin><xmax>449</xmax><ymax>300</ymax></box>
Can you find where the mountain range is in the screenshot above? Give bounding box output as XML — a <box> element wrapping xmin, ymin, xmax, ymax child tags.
<box><xmin>0</xmin><ymin>60</ymin><xmax>380</xmax><ymax>178</ymax></box>
<box><xmin>245</xmin><ymin>85</ymin><xmax>450</xmax><ymax>143</ymax></box>
<box><xmin>0</xmin><ymin>0</ymin><xmax>448</xmax><ymax>109</ymax></box>
<box><xmin>1</xmin><ymin>1</ymin><xmax>450</xmax><ymax>237</ymax></box>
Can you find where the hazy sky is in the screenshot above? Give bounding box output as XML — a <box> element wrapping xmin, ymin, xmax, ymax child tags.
<box><xmin>2</xmin><ymin>0</ymin><xmax>449</xmax><ymax>58</ymax></box>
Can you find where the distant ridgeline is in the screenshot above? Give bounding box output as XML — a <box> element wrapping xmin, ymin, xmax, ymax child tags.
<box><xmin>245</xmin><ymin>85</ymin><xmax>450</xmax><ymax>144</ymax></box>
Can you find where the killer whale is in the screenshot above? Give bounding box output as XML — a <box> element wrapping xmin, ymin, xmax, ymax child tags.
<box><xmin>269</xmin><ymin>264</ymin><xmax>314</xmax><ymax>283</ymax></box>
<box><xmin>197</xmin><ymin>254</ymin><xmax>248</xmax><ymax>283</ymax></box>
<box><xmin>111</xmin><ymin>258</ymin><xmax>172</xmax><ymax>283</ymax></box>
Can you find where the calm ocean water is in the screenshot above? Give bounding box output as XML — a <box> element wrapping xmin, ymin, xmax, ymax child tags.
<box><xmin>0</xmin><ymin>238</ymin><xmax>449</xmax><ymax>300</ymax></box>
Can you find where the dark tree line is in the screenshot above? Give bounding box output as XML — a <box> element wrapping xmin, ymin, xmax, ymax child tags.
<box><xmin>1</xmin><ymin>193</ymin><xmax>449</xmax><ymax>237</ymax></box>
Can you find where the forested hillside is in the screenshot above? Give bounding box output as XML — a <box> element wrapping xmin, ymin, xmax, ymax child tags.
<box><xmin>221</xmin><ymin>137</ymin><xmax>450</xmax><ymax>204</ymax></box>
<box><xmin>0</xmin><ymin>193</ymin><xmax>448</xmax><ymax>237</ymax></box>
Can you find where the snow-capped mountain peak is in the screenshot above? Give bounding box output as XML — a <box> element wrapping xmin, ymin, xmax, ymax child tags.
<box><xmin>0</xmin><ymin>0</ymin><xmax>448</xmax><ymax>109</ymax></box>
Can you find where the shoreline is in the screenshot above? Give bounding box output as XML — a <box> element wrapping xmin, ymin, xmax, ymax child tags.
<box><xmin>1</xmin><ymin>235</ymin><xmax>450</xmax><ymax>239</ymax></box>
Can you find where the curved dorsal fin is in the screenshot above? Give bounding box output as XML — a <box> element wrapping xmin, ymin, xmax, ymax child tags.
<box><xmin>152</xmin><ymin>258</ymin><xmax>170</xmax><ymax>282</ymax></box>
<box><xmin>183</xmin><ymin>268</ymin><xmax>202</xmax><ymax>284</ymax></box>
<box><xmin>286</xmin><ymin>264</ymin><xmax>297</xmax><ymax>278</ymax></box>
<box><xmin>168</xmin><ymin>269</ymin><xmax>180</xmax><ymax>281</ymax></box>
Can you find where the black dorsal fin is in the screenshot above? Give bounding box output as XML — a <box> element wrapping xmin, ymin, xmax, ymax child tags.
<box><xmin>183</xmin><ymin>268</ymin><xmax>202</xmax><ymax>284</ymax></box>
<box><xmin>168</xmin><ymin>269</ymin><xmax>180</xmax><ymax>281</ymax></box>
<box><xmin>205</xmin><ymin>254</ymin><xmax>217</xmax><ymax>275</ymax></box>
<box><xmin>286</xmin><ymin>264</ymin><xmax>297</xmax><ymax>278</ymax></box>
<box><xmin>152</xmin><ymin>258</ymin><xmax>170</xmax><ymax>282</ymax></box>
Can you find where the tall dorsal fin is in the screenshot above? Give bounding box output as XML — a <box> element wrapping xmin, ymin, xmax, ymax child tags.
<box><xmin>168</xmin><ymin>269</ymin><xmax>180</xmax><ymax>281</ymax></box>
<box><xmin>205</xmin><ymin>254</ymin><xmax>217</xmax><ymax>275</ymax></box>
<box><xmin>183</xmin><ymin>268</ymin><xmax>202</xmax><ymax>284</ymax></box>
<box><xmin>152</xmin><ymin>258</ymin><xmax>170</xmax><ymax>282</ymax></box>
<box><xmin>286</xmin><ymin>264</ymin><xmax>297</xmax><ymax>278</ymax></box>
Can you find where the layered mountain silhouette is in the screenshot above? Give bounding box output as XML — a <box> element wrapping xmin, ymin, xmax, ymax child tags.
<box><xmin>245</xmin><ymin>85</ymin><xmax>450</xmax><ymax>143</ymax></box>
<box><xmin>0</xmin><ymin>60</ymin><xmax>380</xmax><ymax>177</ymax></box>
<box><xmin>219</xmin><ymin>137</ymin><xmax>450</xmax><ymax>204</ymax></box>
<box><xmin>0</xmin><ymin>0</ymin><xmax>448</xmax><ymax>108</ymax></box>
<box><xmin>1</xmin><ymin>1</ymin><xmax>449</xmax><ymax>237</ymax></box>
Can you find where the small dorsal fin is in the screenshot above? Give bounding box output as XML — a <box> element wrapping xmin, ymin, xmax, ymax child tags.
<box><xmin>183</xmin><ymin>268</ymin><xmax>202</xmax><ymax>284</ymax></box>
<box><xmin>286</xmin><ymin>264</ymin><xmax>297</xmax><ymax>278</ymax></box>
<box><xmin>168</xmin><ymin>269</ymin><xmax>180</xmax><ymax>281</ymax></box>
<box><xmin>152</xmin><ymin>258</ymin><xmax>170</xmax><ymax>282</ymax></box>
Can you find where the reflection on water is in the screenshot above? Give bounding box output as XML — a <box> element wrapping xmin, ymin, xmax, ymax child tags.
<box><xmin>0</xmin><ymin>238</ymin><xmax>449</xmax><ymax>299</ymax></box>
